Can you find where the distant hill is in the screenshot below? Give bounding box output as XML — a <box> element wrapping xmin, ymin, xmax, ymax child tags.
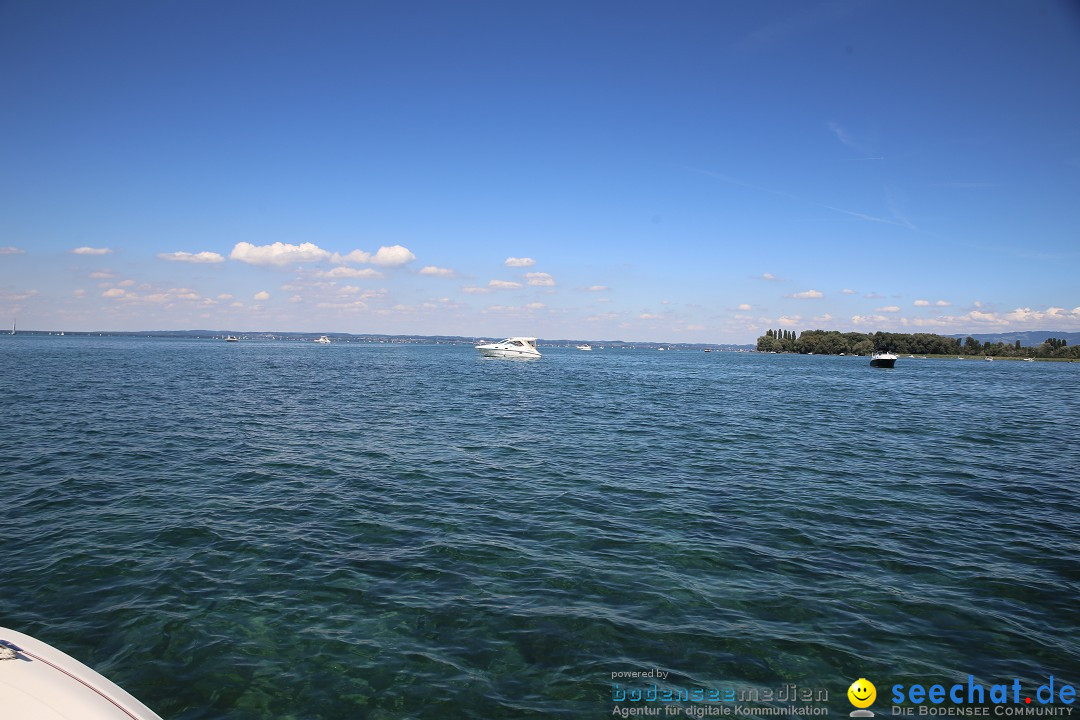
<box><xmin>947</xmin><ymin>331</ymin><xmax>1080</xmax><ymax>346</ymax></box>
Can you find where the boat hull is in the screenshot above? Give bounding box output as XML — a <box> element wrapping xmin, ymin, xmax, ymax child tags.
<box><xmin>0</xmin><ymin>627</ymin><xmax>164</xmax><ymax>719</ymax></box>
<box><xmin>476</xmin><ymin>347</ymin><xmax>540</xmax><ymax>359</ymax></box>
<box><xmin>869</xmin><ymin>357</ymin><xmax>896</xmax><ymax>368</ymax></box>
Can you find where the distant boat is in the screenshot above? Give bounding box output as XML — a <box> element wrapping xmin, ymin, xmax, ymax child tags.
<box><xmin>576</xmin><ymin>344</ymin><xmax>592</xmax><ymax>351</ymax></box>
<box><xmin>870</xmin><ymin>352</ymin><xmax>897</xmax><ymax>368</ymax></box>
<box><xmin>985</xmin><ymin>356</ymin><xmax>994</xmax><ymax>362</ymax></box>
<box><xmin>1024</xmin><ymin>358</ymin><xmax>1035</xmax><ymax>362</ymax></box>
<box><xmin>9</xmin><ymin>319</ymin><xmax>14</xmax><ymax>335</ymax></box>
<box><xmin>225</xmin><ymin>335</ymin><xmax>239</xmax><ymax>342</ymax></box>
<box><xmin>315</xmin><ymin>335</ymin><xmax>331</xmax><ymax>344</ymax></box>
<box><xmin>475</xmin><ymin>336</ymin><xmax>541</xmax><ymax>359</ymax></box>
<box><xmin>703</xmin><ymin>348</ymin><xmax>712</xmax><ymax>352</ymax></box>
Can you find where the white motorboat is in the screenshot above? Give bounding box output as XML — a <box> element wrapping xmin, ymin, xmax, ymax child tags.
<box><xmin>870</xmin><ymin>352</ymin><xmax>897</xmax><ymax>368</ymax></box>
<box><xmin>475</xmin><ymin>337</ymin><xmax>541</xmax><ymax>359</ymax></box>
<box><xmin>315</xmin><ymin>335</ymin><xmax>331</xmax><ymax>344</ymax></box>
<box><xmin>225</xmin><ymin>335</ymin><xmax>239</xmax><ymax>342</ymax></box>
<box><xmin>576</xmin><ymin>344</ymin><xmax>592</xmax><ymax>351</ymax></box>
<box><xmin>0</xmin><ymin>627</ymin><xmax>164</xmax><ymax>719</ymax></box>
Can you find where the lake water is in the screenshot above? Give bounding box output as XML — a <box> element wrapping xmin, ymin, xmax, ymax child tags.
<box><xmin>2</xmin><ymin>337</ymin><xmax>1077</xmax><ymax>719</ymax></box>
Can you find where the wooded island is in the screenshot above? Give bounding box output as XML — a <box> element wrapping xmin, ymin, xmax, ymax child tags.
<box><xmin>755</xmin><ymin>329</ymin><xmax>1078</xmax><ymax>359</ymax></box>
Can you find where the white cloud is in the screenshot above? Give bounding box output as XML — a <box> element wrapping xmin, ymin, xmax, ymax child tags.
<box><xmin>778</xmin><ymin>315</ymin><xmax>801</xmax><ymax>326</ymax></box>
<box><xmin>231</xmin><ymin>241</ymin><xmax>330</xmax><ymax>266</ymax></box>
<box><xmin>841</xmin><ymin>289</ymin><xmax>857</xmax><ymax>295</ymax></box>
<box><xmin>158</xmin><ymin>251</ymin><xmax>225</xmax><ymax>264</ymax></box>
<box><xmin>852</xmin><ymin>314</ymin><xmax>888</xmax><ymax>326</ymax></box>
<box><xmin>315</xmin><ymin>267</ymin><xmax>382</xmax><ymax>279</ymax></box>
<box><xmin>738</xmin><ymin>303</ymin><xmax>752</xmax><ymax>311</ymax></box>
<box><xmin>586</xmin><ymin>285</ymin><xmax>609</xmax><ymax>292</ymax></box>
<box><xmin>254</xmin><ymin>290</ymin><xmax>270</xmax><ymax>300</ymax></box>
<box><xmin>419</xmin><ymin>266</ymin><xmax>455</xmax><ymax>276</ymax></box>
<box><xmin>525</xmin><ymin>302</ymin><xmax>545</xmax><ymax>309</ymax></box>
<box><xmin>217</xmin><ymin>293</ymin><xmax>234</xmax><ymax>300</ymax></box>
<box><xmin>935</xmin><ymin>300</ymin><xmax>951</xmax><ymax>307</ymax></box>
<box><xmin>0</xmin><ymin>289</ymin><xmax>38</xmax><ymax>302</ymax></box>
<box><xmin>790</xmin><ymin>289</ymin><xmax>824</xmax><ymax>299</ymax></box>
<box><xmin>639</xmin><ymin>313</ymin><xmax>661</xmax><ymax>320</ymax></box>
<box><xmin>914</xmin><ymin>300</ymin><xmax>931</xmax><ymax>307</ymax></box>
<box><xmin>525</xmin><ymin>272</ymin><xmax>555</xmax><ymax>286</ymax></box>
<box><xmin>102</xmin><ymin>288</ymin><xmax>127</xmax><ymax>298</ymax></box>
<box><xmin>330</xmin><ymin>244</ymin><xmax>415</xmax><ymax>266</ymax></box>
<box><xmin>489</xmin><ymin>280</ymin><xmax>522</xmax><ymax>289</ymax></box>
<box><xmin>289</xmin><ymin>295</ymin><xmax>303</xmax><ymax>303</ymax></box>
<box><xmin>118</xmin><ymin>279</ymin><xmax>136</xmax><ymax>287</ymax></box>
<box><xmin>462</xmin><ymin>286</ymin><xmax>490</xmax><ymax>294</ymax></box>
<box><xmin>864</xmin><ymin>292</ymin><xmax>884</xmax><ymax>299</ymax></box>
<box><xmin>71</xmin><ymin>247</ymin><xmax>112</xmax><ymax>255</ymax></box>
<box><xmin>505</xmin><ymin>257</ymin><xmax>535</xmax><ymax>267</ymax></box>
<box><xmin>0</xmin><ymin>246</ymin><xmax>24</xmax><ymax>255</ymax></box>
<box><xmin>370</xmin><ymin>245</ymin><xmax>416</xmax><ymax>266</ymax></box>
<box><xmin>876</xmin><ymin>306</ymin><xmax>900</xmax><ymax>313</ymax></box>
<box><xmin>812</xmin><ymin>313</ymin><xmax>833</xmax><ymax>323</ymax></box>
<box><xmin>761</xmin><ymin>273</ymin><xmax>779</xmax><ymax>281</ymax></box>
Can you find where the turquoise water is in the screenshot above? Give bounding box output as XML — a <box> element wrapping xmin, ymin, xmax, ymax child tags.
<box><xmin>2</xmin><ymin>337</ymin><xmax>1077</xmax><ymax>719</ymax></box>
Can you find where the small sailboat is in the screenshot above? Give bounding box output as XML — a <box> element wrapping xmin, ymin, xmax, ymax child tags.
<box><xmin>9</xmin><ymin>318</ymin><xmax>14</xmax><ymax>335</ymax></box>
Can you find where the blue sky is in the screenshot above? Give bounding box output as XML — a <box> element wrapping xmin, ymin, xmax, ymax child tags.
<box><xmin>1</xmin><ymin>0</ymin><xmax>1078</xmax><ymax>342</ymax></box>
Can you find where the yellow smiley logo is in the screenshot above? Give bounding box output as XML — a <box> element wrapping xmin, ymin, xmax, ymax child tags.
<box><xmin>848</xmin><ymin>678</ymin><xmax>876</xmax><ymax>708</ymax></box>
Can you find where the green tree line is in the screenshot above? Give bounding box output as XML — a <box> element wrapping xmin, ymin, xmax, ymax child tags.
<box><xmin>755</xmin><ymin>329</ymin><xmax>1079</xmax><ymax>359</ymax></box>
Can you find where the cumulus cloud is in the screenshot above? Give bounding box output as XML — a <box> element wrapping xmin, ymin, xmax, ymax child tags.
<box><xmin>935</xmin><ymin>300</ymin><xmax>951</xmax><ymax>307</ymax></box>
<box><xmin>328</xmin><ymin>244</ymin><xmax>415</xmax><ymax>266</ymax></box>
<box><xmin>505</xmin><ymin>257</ymin><xmax>535</xmax><ymax>267</ymax></box>
<box><xmin>914</xmin><ymin>300</ymin><xmax>931</xmax><ymax>307</ymax></box>
<box><xmin>790</xmin><ymin>289</ymin><xmax>824</xmax><ymax>299</ymax></box>
<box><xmin>738</xmin><ymin>303</ymin><xmax>752</xmax><ymax>311</ymax></box>
<box><xmin>370</xmin><ymin>245</ymin><xmax>415</xmax><ymax>266</ymax></box>
<box><xmin>0</xmin><ymin>246</ymin><xmax>24</xmax><ymax>255</ymax></box>
<box><xmin>489</xmin><ymin>280</ymin><xmax>522</xmax><ymax>289</ymax></box>
<box><xmin>158</xmin><ymin>251</ymin><xmax>225</xmax><ymax>263</ymax></box>
<box><xmin>876</xmin><ymin>306</ymin><xmax>900</xmax><ymax>313</ymax></box>
<box><xmin>102</xmin><ymin>288</ymin><xmax>127</xmax><ymax>298</ymax></box>
<box><xmin>778</xmin><ymin>315</ymin><xmax>801</xmax><ymax>326</ymax></box>
<box><xmin>525</xmin><ymin>272</ymin><xmax>555</xmax><ymax>286</ymax></box>
<box><xmin>71</xmin><ymin>247</ymin><xmax>112</xmax><ymax>255</ymax></box>
<box><xmin>254</xmin><ymin>290</ymin><xmax>270</xmax><ymax>301</ymax></box>
<box><xmin>231</xmin><ymin>241</ymin><xmax>330</xmax><ymax>266</ymax></box>
<box><xmin>419</xmin><ymin>266</ymin><xmax>455</xmax><ymax>276</ymax></box>
<box><xmin>852</xmin><ymin>314</ymin><xmax>888</xmax><ymax>326</ymax></box>
<box><xmin>315</xmin><ymin>267</ymin><xmax>382</xmax><ymax>279</ymax></box>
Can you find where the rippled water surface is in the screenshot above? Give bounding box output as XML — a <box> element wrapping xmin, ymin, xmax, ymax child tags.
<box><xmin>2</xmin><ymin>337</ymin><xmax>1078</xmax><ymax>719</ymax></box>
